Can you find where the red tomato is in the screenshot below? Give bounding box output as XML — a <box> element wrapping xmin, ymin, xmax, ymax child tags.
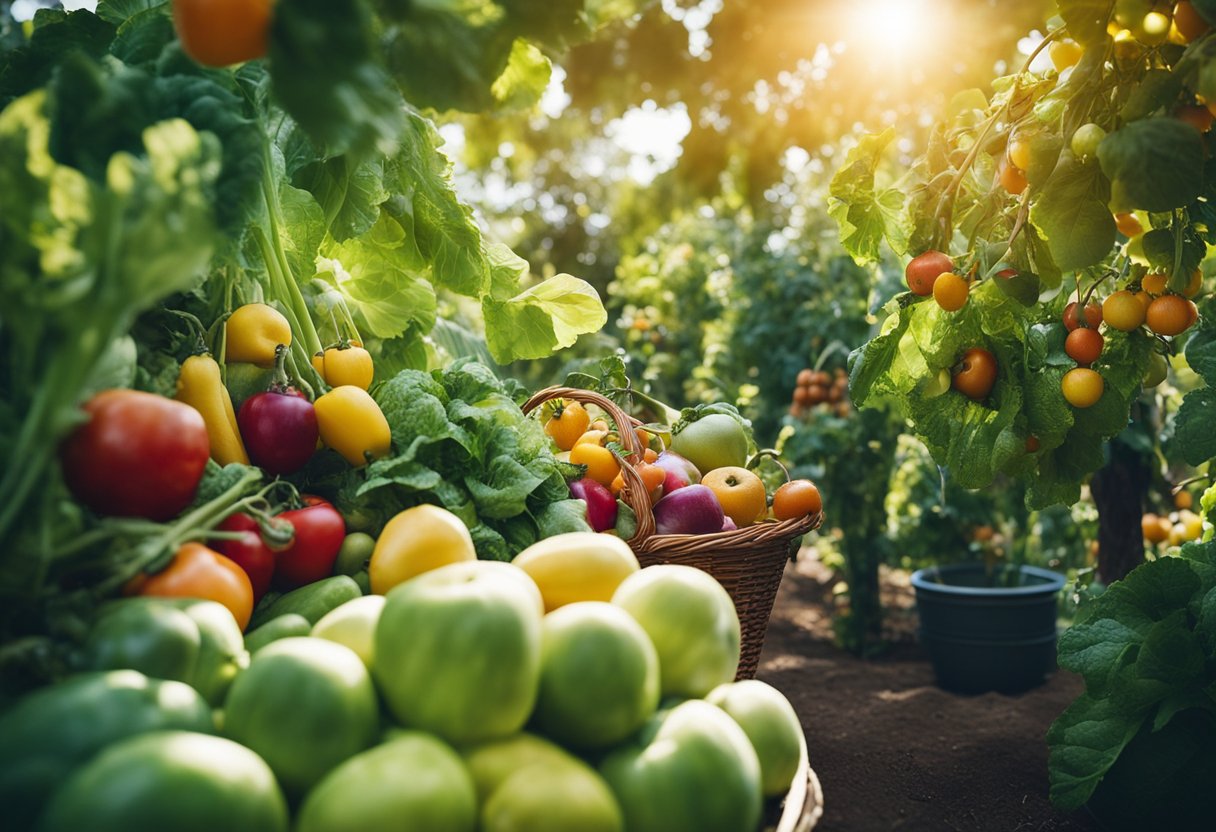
<box><xmin>172</xmin><ymin>0</ymin><xmax>273</xmax><ymax>67</ymax></box>
<box><xmin>212</xmin><ymin>513</ymin><xmax>276</xmax><ymax>602</ymax></box>
<box><xmin>133</xmin><ymin>542</ymin><xmax>254</xmax><ymax>630</ymax></box>
<box><xmin>1063</xmin><ymin>301</ymin><xmax>1103</xmax><ymax>331</ymax></box>
<box><xmin>905</xmin><ymin>250</ymin><xmax>953</xmax><ymax>296</ymax></box>
<box><xmin>60</xmin><ymin>390</ymin><xmax>209</xmax><ymax>521</ymax></box>
<box><xmin>273</xmin><ymin>497</ymin><xmax>347</xmax><ymax>588</ymax></box>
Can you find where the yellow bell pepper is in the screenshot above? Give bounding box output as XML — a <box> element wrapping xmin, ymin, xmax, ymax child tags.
<box><xmin>314</xmin><ymin>386</ymin><xmax>392</xmax><ymax>467</ymax></box>
<box><xmin>312</xmin><ymin>343</ymin><xmax>374</xmax><ymax>390</ymax></box>
<box><xmin>175</xmin><ymin>353</ymin><xmax>249</xmax><ymax>465</ymax></box>
<box><xmin>224</xmin><ymin>303</ymin><xmax>292</xmax><ymax>367</ymax></box>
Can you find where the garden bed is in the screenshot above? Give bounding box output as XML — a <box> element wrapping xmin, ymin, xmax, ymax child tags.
<box><xmin>759</xmin><ymin>555</ymin><xmax>1096</xmax><ymax>831</ymax></box>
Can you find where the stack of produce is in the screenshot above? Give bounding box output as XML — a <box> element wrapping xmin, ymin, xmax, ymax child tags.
<box><xmin>1</xmin><ymin>529</ymin><xmax>810</xmax><ymax>832</ymax></box>
<box><xmin>542</xmin><ymin>398</ymin><xmax>823</xmax><ymax>538</ymax></box>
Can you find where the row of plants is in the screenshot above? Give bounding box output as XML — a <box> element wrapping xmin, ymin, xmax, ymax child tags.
<box><xmin>828</xmin><ymin>0</ymin><xmax>1216</xmax><ymax>823</ymax></box>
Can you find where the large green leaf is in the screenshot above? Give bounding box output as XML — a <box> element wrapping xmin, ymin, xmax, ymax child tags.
<box><xmin>482</xmin><ymin>273</ymin><xmax>607</xmax><ymax>362</ymax></box>
<box><xmin>1030</xmin><ymin>153</ymin><xmax>1115</xmax><ymax>272</ymax></box>
<box><xmin>1098</xmin><ymin>119</ymin><xmax>1205</xmax><ymax>213</ymax></box>
<box><xmin>827</xmin><ymin>129</ymin><xmax>910</xmax><ymax>264</ymax></box>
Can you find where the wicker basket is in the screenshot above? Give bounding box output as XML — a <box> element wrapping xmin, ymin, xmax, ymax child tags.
<box><xmin>522</xmin><ymin>387</ymin><xmax>822</xmax><ymax>679</ymax></box>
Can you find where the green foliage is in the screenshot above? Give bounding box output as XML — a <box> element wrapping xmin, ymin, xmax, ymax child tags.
<box><xmin>1047</xmin><ymin>540</ymin><xmax>1216</xmax><ymax>812</ymax></box>
<box><xmin>610</xmin><ymin>202</ymin><xmax>872</xmax><ymax>443</ymax></box>
<box><xmin>338</xmin><ymin>360</ymin><xmax>591</xmax><ymax>560</ymax></box>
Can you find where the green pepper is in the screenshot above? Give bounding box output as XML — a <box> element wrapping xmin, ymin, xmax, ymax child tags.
<box><xmin>0</xmin><ymin>670</ymin><xmax>214</xmax><ymax>830</ymax></box>
<box><xmin>79</xmin><ymin>598</ymin><xmax>249</xmax><ymax>706</ymax></box>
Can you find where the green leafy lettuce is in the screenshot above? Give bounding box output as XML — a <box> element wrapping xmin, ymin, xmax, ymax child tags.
<box><xmin>337</xmin><ymin>360</ymin><xmax>590</xmax><ymax>560</ymax></box>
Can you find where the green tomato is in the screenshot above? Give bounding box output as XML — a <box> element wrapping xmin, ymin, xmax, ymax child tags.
<box><xmin>373</xmin><ymin>560</ymin><xmax>543</xmax><ymax>745</ymax></box>
<box><xmin>0</xmin><ymin>671</ymin><xmax>214</xmax><ymax>830</ymax></box>
<box><xmin>334</xmin><ymin>532</ymin><xmax>376</xmax><ymax>576</ymax></box>
<box><xmin>669</xmin><ymin>414</ymin><xmax>749</xmax><ymax>474</ymax></box>
<box><xmin>39</xmin><ymin>731</ymin><xmax>287</xmax><ymax>832</ymax></box>
<box><xmin>611</xmin><ymin>564</ymin><xmax>740</xmax><ymax>698</ymax></box>
<box><xmin>599</xmin><ymin>700</ymin><xmax>763</xmax><ymax>832</ymax></box>
<box><xmin>462</xmin><ymin>732</ymin><xmax>577</xmax><ymax>804</ymax></box>
<box><xmin>311</xmin><ymin>595</ymin><xmax>385</xmax><ymax>668</ymax></box>
<box><xmin>1143</xmin><ymin>351</ymin><xmax>1168</xmax><ymax>388</ymax></box>
<box><xmin>532</xmin><ymin>602</ymin><xmax>660</xmax><ymax>749</ymax></box>
<box><xmin>82</xmin><ymin>598</ymin><xmax>247</xmax><ymax>706</ymax></box>
<box><xmin>706</xmin><ymin>680</ymin><xmax>804</xmax><ymax>797</ymax></box>
<box><xmin>483</xmin><ymin>757</ymin><xmax>623</xmax><ymax>832</ymax></box>
<box><xmin>1070</xmin><ymin>123</ymin><xmax>1107</xmax><ymax>160</ymax></box>
<box><xmin>296</xmin><ymin>732</ymin><xmax>477</xmax><ymax>832</ymax></box>
<box><xmin>223</xmin><ymin>637</ymin><xmax>379</xmax><ymax>795</ymax></box>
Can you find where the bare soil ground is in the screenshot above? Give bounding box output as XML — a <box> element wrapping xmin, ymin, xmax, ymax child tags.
<box><xmin>757</xmin><ymin>554</ymin><xmax>1099</xmax><ymax>832</ymax></box>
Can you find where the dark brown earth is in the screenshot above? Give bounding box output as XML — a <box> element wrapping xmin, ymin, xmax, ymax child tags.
<box><xmin>757</xmin><ymin>555</ymin><xmax>1099</xmax><ymax>832</ymax></box>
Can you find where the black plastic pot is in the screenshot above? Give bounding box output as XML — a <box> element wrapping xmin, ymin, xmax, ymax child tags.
<box><xmin>910</xmin><ymin>563</ymin><xmax>1065</xmax><ymax>695</ymax></box>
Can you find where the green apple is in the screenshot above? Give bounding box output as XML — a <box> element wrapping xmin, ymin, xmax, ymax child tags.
<box><xmin>532</xmin><ymin>601</ymin><xmax>660</xmax><ymax>749</ymax></box>
<box><xmin>612</xmin><ymin>564</ymin><xmax>740</xmax><ymax>697</ymax></box>
<box><xmin>669</xmin><ymin>414</ymin><xmax>749</xmax><ymax>473</ymax></box>
<box><xmin>706</xmin><ymin>679</ymin><xmax>804</xmax><ymax>796</ymax></box>
<box><xmin>296</xmin><ymin>732</ymin><xmax>476</xmax><ymax>832</ymax></box>
<box><xmin>482</xmin><ymin>757</ymin><xmax>623</xmax><ymax>832</ymax></box>
<box><xmin>373</xmin><ymin>561</ymin><xmax>543</xmax><ymax>744</ymax></box>
<box><xmin>599</xmin><ymin>699</ymin><xmax>762</xmax><ymax>832</ymax></box>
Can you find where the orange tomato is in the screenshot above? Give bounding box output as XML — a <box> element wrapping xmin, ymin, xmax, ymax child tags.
<box><xmin>1175</xmin><ymin>490</ymin><xmax>1194</xmax><ymax>511</ymax></box>
<box><xmin>570</xmin><ymin>442</ymin><xmax>620</xmax><ymax>487</ymax></box>
<box><xmin>1114</xmin><ymin>212</ymin><xmax>1143</xmax><ymax>237</ymax></box>
<box><xmin>1175</xmin><ymin>2</ymin><xmax>1212</xmax><ymax>43</ymax></box>
<box><xmin>544</xmin><ymin>401</ymin><xmax>591</xmax><ymax>451</ymax></box>
<box><xmin>1147</xmin><ymin>294</ymin><xmax>1195</xmax><ymax>336</ymax></box>
<box><xmin>1142</xmin><ymin>272</ymin><xmax>1169</xmax><ymax>295</ymax></box>
<box><xmin>998</xmin><ymin>159</ymin><xmax>1028</xmax><ymax>195</ymax></box>
<box><xmin>172</xmin><ymin>0</ymin><xmax>272</xmax><ymax>67</ymax></box>
<box><xmin>1183</xmin><ymin>269</ymin><xmax>1203</xmax><ymax>298</ymax></box>
<box><xmin>1065</xmin><ymin>327</ymin><xmax>1104</xmax><ymax>366</ymax></box>
<box><xmin>933</xmin><ymin>272</ymin><xmax>970</xmax><ymax>312</ymax></box>
<box><xmin>702</xmin><ymin>466</ymin><xmax>768</xmax><ymax>528</ymax></box>
<box><xmin>642</xmin><ymin>447</ymin><xmax>659</xmax><ymax>463</ymax></box>
<box><xmin>772</xmin><ymin>479</ymin><xmax>823</xmax><ymax>520</ymax></box>
<box><xmin>1142</xmin><ymin>513</ymin><xmax>1170</xmax><ymax>544</ymax></box>
<box><xmin>134</xmin><ymin>542</ymin><xmax>254</xmax><ymax>629</ymax></box>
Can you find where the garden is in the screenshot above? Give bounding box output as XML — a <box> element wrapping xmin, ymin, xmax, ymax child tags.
<box><xmin>1</xmin><ymin>0</ymin><xmax>1215</xmax><ymax>829</ymax></box>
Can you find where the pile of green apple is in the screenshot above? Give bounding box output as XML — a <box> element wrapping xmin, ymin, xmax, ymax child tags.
<box><xmin>20</xmin><ymin>532</ymin><xmax>808</xmax><ymax>832</ymax></box>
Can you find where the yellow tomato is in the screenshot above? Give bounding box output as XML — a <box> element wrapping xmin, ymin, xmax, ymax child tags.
<box><xmin>314</xmin><ymin>386</ymin><xmax>392</xmax><ymax>467</ymax></box>
<box><xmin>569</xmin><ymin>442</ymin><xmax>620</xmax><ymax>486</ymax></box>
<box><xmin>369</xmin><ymin>504</ymin><xmax>477</xmax><ymax>595</ymax></box>
<box><xmin>512</xmin><ymin>532</ymin><xmax>640</xmax><ymax>612</ymax></box>
<box><xmin>701</xmin><ymin>466</ymin><xmax>768</xmax><ymax>528</ymax></box>
<box><xmin>315</xmin><ymin>344</ymin><xmax>375</xmax><ymax>390</ymax></box>
<box><xmin>574</xmin><ymin>429</ymin><xmax>609</xmax><ymax>448</ymax></box>
<box><xmin>544</xmin><ymin>401</ymin><xmax>591</xmax><ymax>451</ymax></box>
<box><xmin>224</xmin><ymin>303</ymin><xmax>292</xmax><ymax>367</ymax></box>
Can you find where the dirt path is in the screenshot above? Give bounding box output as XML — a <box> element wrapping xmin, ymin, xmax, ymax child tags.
<box><xmin>757</xmin><ymin>556</ymin><xmax>1098</xmax><ymax>832</ymax></box>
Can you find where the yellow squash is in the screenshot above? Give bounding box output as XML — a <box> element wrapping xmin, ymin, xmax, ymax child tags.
<box><xmin>314</xmin><ymin>385</ymin><xmax>392</xmax><ymax>467</ymax></box>
<box><xmin>175</xmin><ymin>353</ymin><xmax>249</xmax><ymax>465</ymax></box>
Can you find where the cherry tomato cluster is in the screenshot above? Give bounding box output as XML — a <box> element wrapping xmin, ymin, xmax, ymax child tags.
<box><xmin>789</xmin><ymin>367</ymin><xmax>851</xmax><ymax>420</ymax></box>
<box><xmin>1059</xmin><ymin>269</ymin><xmax>1199</xmax><ymax>408</ymax></box>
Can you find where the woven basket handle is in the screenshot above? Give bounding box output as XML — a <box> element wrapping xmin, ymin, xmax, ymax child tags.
<box><xmin>522</xmin><ymin>386</ymin><xmax>656</xmax><ymax>546</ymax></box>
